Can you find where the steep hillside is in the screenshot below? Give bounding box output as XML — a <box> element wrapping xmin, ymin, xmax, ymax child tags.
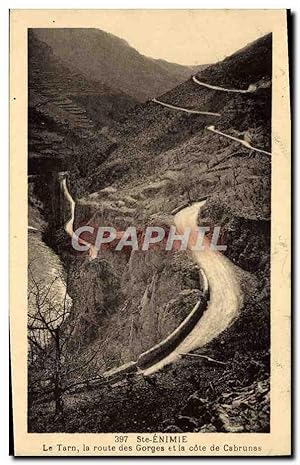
<box><xmin>32</xmin><ymin>28</ymin><xmax>198</xmax><ymax>101</ymax></box>
<box><xmin>150</xmin><ymin>58</ymin><xmax>209</xmax><ymax>80</ymax></box>
<box><xmin>28</xmin><ymin>29</ymin><xmax>134</xmax><ymax>229</ymax></box>
<box><xmin>28</xmin><ymin>30</ymin><xmax>136</xmax><ymax>162</ymax></box>
<box><xmin>29</xmin><ymin>34</ymin><xmax>272</xmax><ymax>434</ymax></box>
<box><xmin>74</xmin><ymin>33</ymin><xmax>271</xmax><ymax>220</ymax></box>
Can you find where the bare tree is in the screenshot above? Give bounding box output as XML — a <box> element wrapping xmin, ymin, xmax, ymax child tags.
<box><xmin>28</xmin><ymin>262</ymin><xmax>98</xmax><ymax>417</ymax></box>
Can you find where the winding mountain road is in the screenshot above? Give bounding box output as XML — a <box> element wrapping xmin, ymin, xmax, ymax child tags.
<box><xmin>152</xmin><ymin>97</ymin><xmax>271</xmax><ymax>156</ymax></box>
<box><xmin>54</xmin><ymin>69</ymin><xmax>266</xmax><ymax>384</ymax></box>
<box><xmin>206</xmin><ymin>125</ymin><xmax>272</xmax><ymax>156</ymax></box>
<box><xmin>59</xmin><ymin>175</ymin><xmax>243</xmax><ymax>379</ymax></box>
<box><xmin>142</xmin><ymin>201</ymin><xmax>243</xmax><ymax>375</ymax></box>
<box><xmin>192</xmin><ymin>75</ymin><xmax>257</xmax><ymax>94</ymax></box>
<box><xmin>59</xmin><ymin>174</ymin><xmax>98</xmax><ymax>260</ymax></box>
<box><xmin>152</xmin><ymin>98</ymin><xmax>221</xmax><ymax>116</ymax></box>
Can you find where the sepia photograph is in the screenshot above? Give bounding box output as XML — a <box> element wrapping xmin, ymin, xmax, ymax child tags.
<box><xmin>9</xmin><ymin>9</ymin><xmax>291</xmax><ymax>456</ymax></box>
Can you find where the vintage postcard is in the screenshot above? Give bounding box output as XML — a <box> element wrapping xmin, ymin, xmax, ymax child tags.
<box><xmin>10</xmin><ymin>9</ymin><xmax>291</xmax><ymax>456</ymax></box>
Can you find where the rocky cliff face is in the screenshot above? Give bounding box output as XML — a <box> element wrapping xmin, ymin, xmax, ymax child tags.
<box><xmin>55</xmin><ymin>33</ymin><xmax>271</xmax><ymax>361</ymax></box>
<box><xmin>66</xmin><ymin>247</ymin><xmax>204</xmax><ymax>371</ymax></box>
<box><xmin>28</xmin><ymin>33</ymin><xmax>272</xmax><ymax>433</ymax></box>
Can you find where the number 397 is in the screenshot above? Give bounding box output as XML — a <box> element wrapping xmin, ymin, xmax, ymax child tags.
<box><xmin>115</xmin><ymin>435</ymin><xmax>128</xmax><ymax>443</ymax></box>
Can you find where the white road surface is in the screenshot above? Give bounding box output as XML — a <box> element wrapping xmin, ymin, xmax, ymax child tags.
<box><xmin>60</xmin><ymin>175</ymin><xmax>98</xmax><ymax>260</ymax></box>
<box><xmin>142</xmin><ymin>201</ymin><xmax>243</xmax><ymax>375</ymax></box>
<box><xmin>60</xmin><ymin>179</ymin><xmax>243</xmax><ymax>378</ymax></box>
<box><xmin>192</xmin><ymin>75</ymin><xmax>257</xmax><ymax>94</ymax></box>
<box><xmin>152</xmin><ymin>98</ymin><xmax>221</xmax><ymax>117</ymax></box>
<box><xmin>206</xmin><ymin>125</ymin><xmax>272</xmax><ymax>156</ymax></box>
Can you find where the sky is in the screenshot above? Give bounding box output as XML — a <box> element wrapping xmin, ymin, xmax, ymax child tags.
<box><xmin>91</xmin><ymin>10</ymin><xmax>274</xmax><ymax>65</ymax></box>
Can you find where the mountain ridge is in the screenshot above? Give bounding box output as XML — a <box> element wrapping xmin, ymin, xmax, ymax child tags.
<box><xmin>32</xmin><ymin>28</ymin><xmax>202</xmax><ymax>101</ymax></box>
